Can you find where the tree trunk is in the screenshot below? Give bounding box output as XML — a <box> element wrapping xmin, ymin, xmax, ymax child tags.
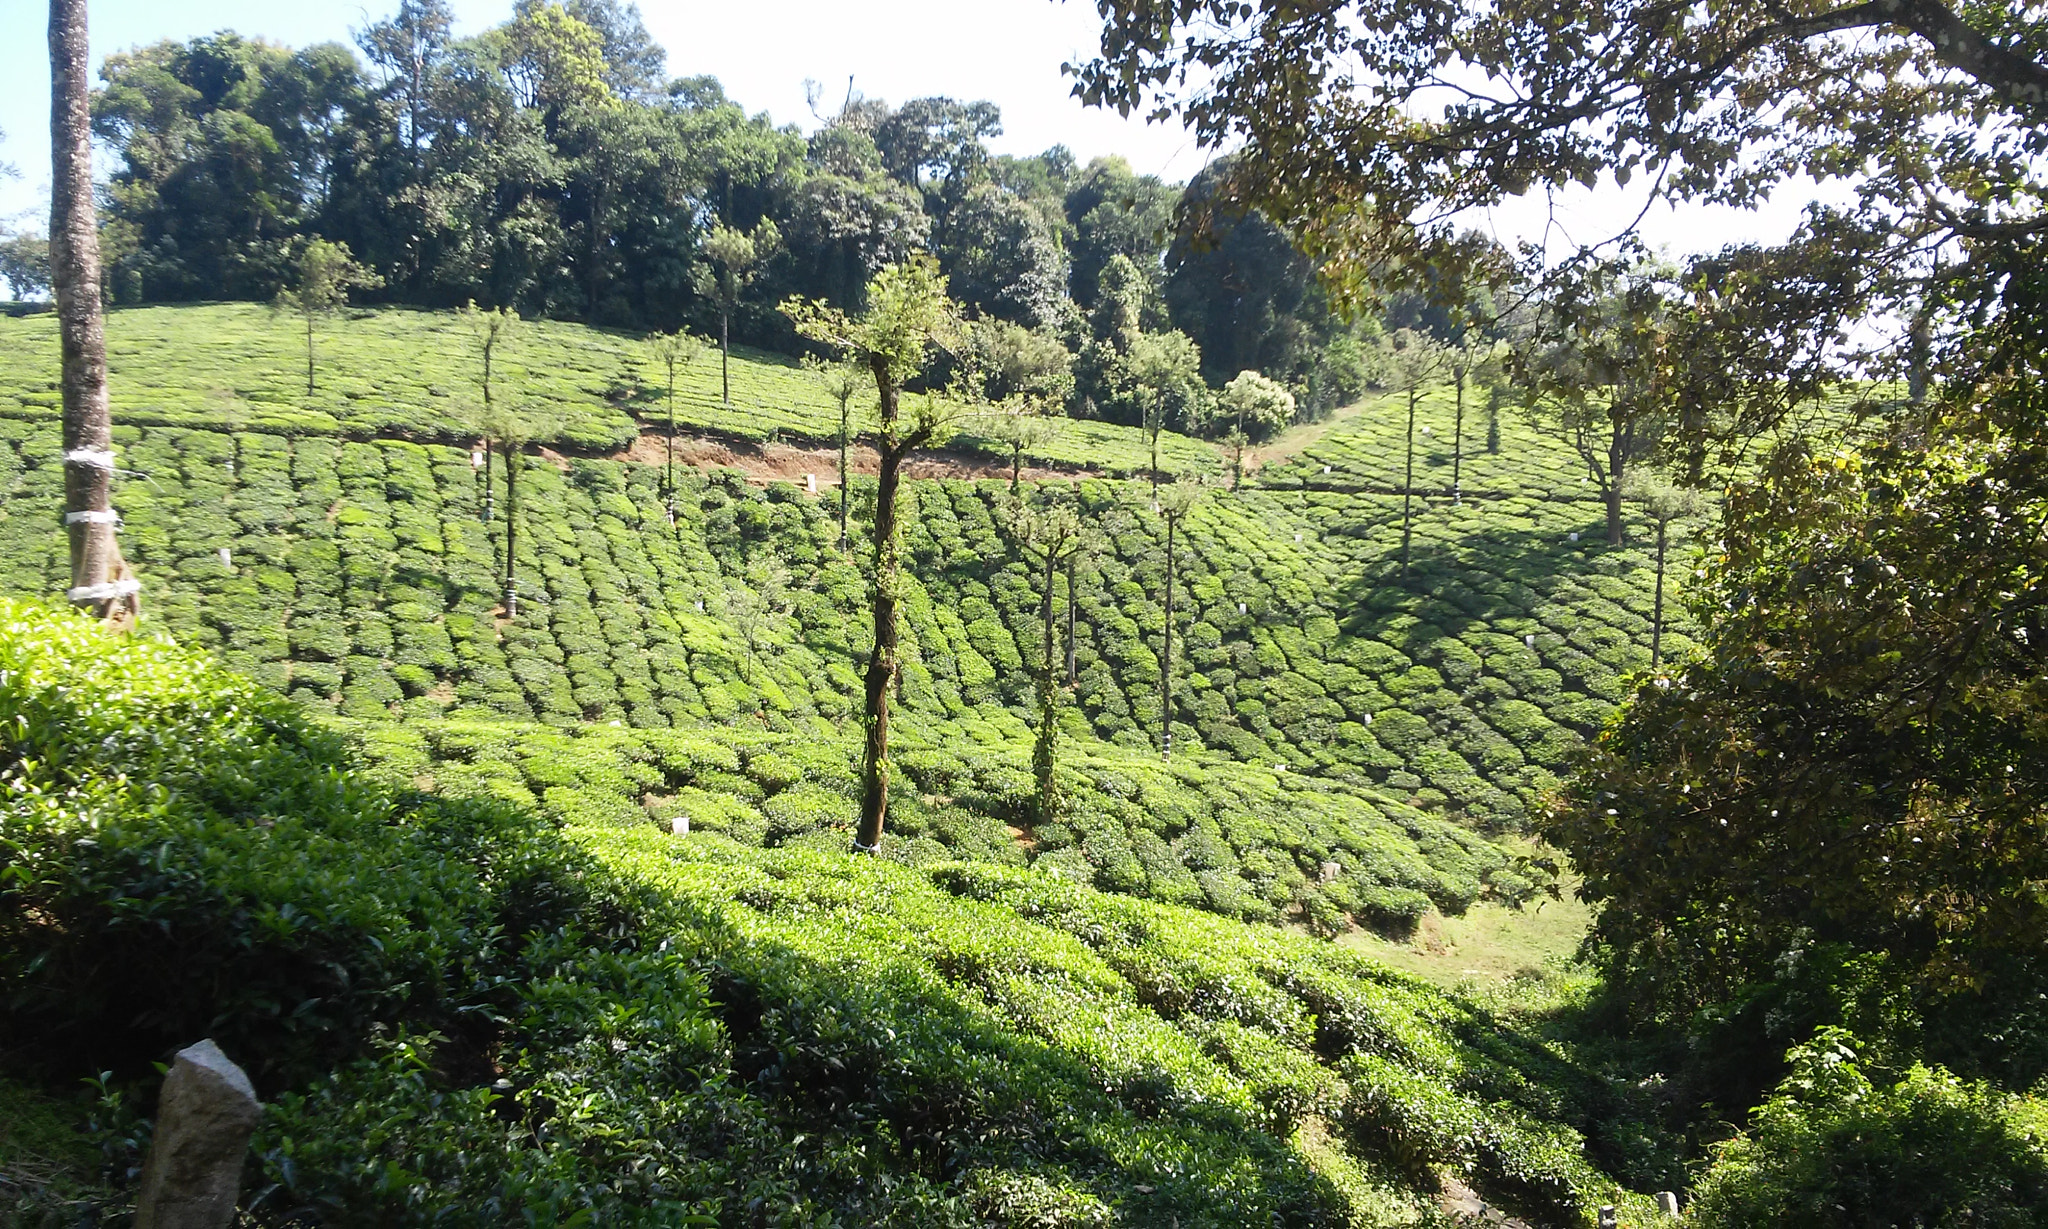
<box><xmin>1065</xmin><ymin>553</ymin><xmax>1078</xmax><ymax>685</ymax></box>
<box><xmin>856</xmin><ymin>359</ymin><xmax>902</xmax><ymax>853</ymax></box>
<box><xmin>838</xmin><ymin>398</ymin><xmax>851</xmax><ymax>547</ymax></box>
<box><xmin>500</xmin><ymin>439</ymin><xmax>520</xmax><ymax>616</ymax></box>
<box><xmin>1011</xmin><ymin>445</ymin><xmax>1022</xmax><ymax>494</ymax></box>
<box><xmin>1607</xmin><ymin>432</ymin><xmax>1629</xmax><ymax>544</ymax></box>
<box><xmin>665</xmin><ymin>375</ymin><xmax>676</xmax><ymax>516</ymax></box>
<box><xmin>1399</xmin><ymin>388</ymin><xmax>1418</xmax><ymax>577</ymax></box>
<box><xmin>1033</xmin><ymin>549</ymin><xmax>1061</xmax><ymax>822</ymax></box>
<box><xmin>720</xmin><ymin>311</ymin><xmax>732</xmax><ymax>406</ymax></box>
<box><xmin>53</xmin><ymin>0</ymin><xmax>135</xmax><ymax>627</ymax></box>
<box><xmin>1160</xmin><ymin>512</ymin><xmax>1175</xmax><ymax>760</ymax></box>
<box><xmin>1652</xmin><ymin>522</ymin><xmax>1668</xmax><ymax>667</ymax></box>
<box><xmin>1451</xmin><ymin>372</ymin><xmax>1465</xmax><ymax>504</ymax></box>
<box><xmin>305</xmin><ymin>312</ymin><xmax>316</xmax><ymax>396</ymax></box>
<box><xmin>481</xmin><ymin>339</ymin><xmax>495</xmax><ymax>522</ymax></box>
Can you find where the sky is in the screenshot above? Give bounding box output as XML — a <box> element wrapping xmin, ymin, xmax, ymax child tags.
<box><xmin>1</xmin><ymin>0</ymin><xmax>1824</xmax><ymax>258</ymax></box>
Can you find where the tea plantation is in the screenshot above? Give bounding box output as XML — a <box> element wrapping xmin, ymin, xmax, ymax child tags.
<box><xmin>1</xmin><ymin>599</ymin><xmax>1675</xmax><ymax>1225</ymax></box>
<box><xmin>0</xmin><ymin>305</ymin><xmax>1707</xmax><ymax>938</ymax></box>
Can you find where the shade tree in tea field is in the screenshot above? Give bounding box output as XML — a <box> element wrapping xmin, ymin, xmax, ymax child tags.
<box><xmin>784</xmin><ymin>257</ymin><xmax>969</xmax><ymax>854</ymax></box>
<box><xmin>274</xmin><ymin>239</ymin><xmax>381</xmax><ymax>396</ymax></box>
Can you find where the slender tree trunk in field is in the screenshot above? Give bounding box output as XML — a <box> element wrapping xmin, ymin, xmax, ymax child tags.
<box><xmin>500</xmin><ymin>439</ymin><xmax>520</xmax><ymax>616</ymax></box>
<box><xmin>1652</xmin><ymin>521</ymin><xmax>1668</xmax><ymax>667</ymax></box>
<box><xmin>1607</xmin><ymin>431</ymin><xmax>1629</xmax><ymax>545</ymax></box>
<box><xmin>1451</xmin><ymin>372</ymin><xmax>1466</xmax><ymax>504</ymax></box>
<box><xmin>480</xmin><ymin>342</ymin><xmax>495</xmax><ymax>525</ymax></box>
<box><xmin>838</xmin><ymin>399</ymin><xmax>851</xmax><ymax>548</ymax></box>
<box><xmin>1011</xmin><ymin>444</ymin><xmax>1022</xmax><ymax>494</ymax></box>
<box><xmin>1065</xmin><ymin>553</ymin><xmax>1078</xmax><ymax>685</ymax></box>
<box><xmin>720</xmin><ymin>311</ymin><xmax>732</xmax><ymax>406</ymax></box>
<box><xmin>1399</xmin><ymin>388</ymin><xmax>1419</xmax><ymax>578</ymax></box>
<box><xmin>1160</xmin><ymin>512</ymin><xmax>1175</xmax><ymax>760</ymax></box>
<box><xmin>53</xmin><ymin>0</ymin><xmax>135</xmax><ymax>627</ymax></box>
<box><xmin>856</xmin><ymin>358</ymin><xmax>904</xmax><ymax>852</ymax></box>
<box><xmin>1033</xmin><ymin>550</ymin><xmax>1061</xmax><ymax>822</ymax></box>
<box><xmin>305</xmin><ymin>313</ymin><xmax>317</xmax><ymax>396</ymax></box>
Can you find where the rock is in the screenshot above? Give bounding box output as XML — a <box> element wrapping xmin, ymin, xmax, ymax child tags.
<box><xmin>1656</xmin><ymin>1191</ymin><xmax>1682</xmax><ymax>1216</ymax></box>
<box><xmin>134</xmin><ymin>1039</ymin><xmax>261</xmax><ymax>1229</ymax></box>
<box><xmin>1598</xmin><ymin>1206</ymin><xmax>1618</xmax><ymax>1229</ymax></box>
<box><xmin>1318</xmin><ymin>860</ymin><xmax>1342</xmax><ymax>883</ymax></box>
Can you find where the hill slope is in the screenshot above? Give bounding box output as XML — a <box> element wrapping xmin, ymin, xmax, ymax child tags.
<box><xmin>1</xmin><ymin>600</ymin><xmax>1670</xmax><ymax>1226</ymax></box>
<box><xmin>0</xmin><ymin>304</ymin><xmax>1697</xmax><ymax>930</ymax></box>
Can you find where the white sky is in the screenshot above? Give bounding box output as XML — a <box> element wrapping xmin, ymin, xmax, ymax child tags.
<box><xmin>1</xmin><ymin>0</ymin><xmax>1821</xmax><ymax>260</ymax></box>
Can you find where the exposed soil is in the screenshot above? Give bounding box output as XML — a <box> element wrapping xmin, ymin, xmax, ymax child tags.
<box><xmin>613</xmin><ymin>426</ymin><xmax>1100</xmax><ymax>487</ymax></box>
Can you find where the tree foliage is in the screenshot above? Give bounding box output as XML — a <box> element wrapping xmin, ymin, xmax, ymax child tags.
<box><xmin>1551</xmin><ymin>384</ymin><xmax>2048</xmax><ymax>1088</ymax></box>
<box><xmin>274</xmin><ymin>238</ymin><xmax>380</xmax><ymax>395</ymax></box>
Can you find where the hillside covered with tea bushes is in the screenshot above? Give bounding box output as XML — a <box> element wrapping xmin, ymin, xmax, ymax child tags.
<box><xmin>1</xmin><ymin>599</ymin><xmax>1683</xmax><ymax>1226</ymax></box>
<box><xmin>0</xmin><ymin>303</ymin><xmax>1706</xmax><ymax>934</ymax></box>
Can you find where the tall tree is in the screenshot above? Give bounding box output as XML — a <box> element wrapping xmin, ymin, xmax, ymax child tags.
<box><xmin>1212</xmin><ymin>368</ymin><xmax>1295</xmax><ymax>442</ymax></box>
<box><xmin>0</xmin><ymin>229</ymin><xmax>52</xmax><ymax>300</ymax></box>
<box><xmin>1123</xmin><ymin>329</ymin><xmax>1207</xmax><ymax>492</ymax></box>
<box><xmin>1380</xmin><ymin>329</ymin><xmax>1447</xmax><ymax>578</ymax></box>
<box><xmin>52</xmin><ymin>0</ymin><xmax>136</xmax><ymax>627</ymax></box>
<box><xmin>979</xmin><ymin>402</ymin><xmax>1059</xmax><ymax>494</ymax></box>
<box><xmin>1551</xmin><ymin>388</ymin><xmax>2048</xmax><ymax>1088</ymax></box>
<box><xmin>460</xmin><ymin>302</ymin><xmax>519</xmax><ymax>536</ymax></box>
<box><xmin>1444</xmin><ymin>339</ymin><xmax>1499</xmax><ymax>506</ymax></box>
<box><xmin>1153</xmin><ymin>477</ymin><xmax>1205</xmax><ymax>759</ymax></box>
<box><xmin>1063</xmin><ymin>156</ymin><xmax>1174</xmax><ymax>312</ymax></box>
<box><xmin>783</xmin><ymin>257</ymin><xmax>964</xmax><ymax>854</ymax></box>
<box><xmin>802</xmin><ymin>352</ymin><xmax>865</xmax><ymax>547</ymax></box>
<box><xmin>1003</xmin><ymin>492</ymin><xmax>1093</xmax><ymax>823</ymax></box>
<box><xmin>647</xmin><ymin>328</ymin><xmax>704</xmax><ymax>519</ymax></box>
<box><xmin>1620</xmin><ymin>472</ymin><xmax>1705</xmax><ymax>668</ymax></box>
<box><xmin>274</xmin><ymin>238</ymin><xmax>379</xmax><ymax>395</ymax></box>
<box><xmin>1517</xmin><ymin>263</ymin><xmax>1672</xmax><ymax>545</ymax></box>
<box><xmin>696</xmin><ymin>218</ymin><xmax>779</xmax><ymax>406</ymax></box>
<box><xmin>484</xmin><ymin>403</ymin><xmax>534</xmax><ymax>617</ymax></box>
<box><xmin>1076</xmin><ymin>0</ymin><xmax>2048</xmax><ymax>315</ymax></box>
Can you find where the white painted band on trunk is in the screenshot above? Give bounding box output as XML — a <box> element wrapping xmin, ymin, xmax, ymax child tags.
<box><xmin>66</xmin><ymin>578</ymin><xmax>143</xmax><ymax>602</ymax></box>
<box><xmin>64</xmin><ymin>509</ymin><xmax>120</xmax><ymax>525</ymax></box>
<box><xmin>64</xmin><ymin>448</ymin><xmax>117</xmax><ymax>470</ymax></box>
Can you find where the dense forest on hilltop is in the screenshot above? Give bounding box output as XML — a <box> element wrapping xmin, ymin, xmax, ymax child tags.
<box><xmin>0</xmin><ymin>0</ymin><xmax>1381</xmax><ymax>429</ymax></box>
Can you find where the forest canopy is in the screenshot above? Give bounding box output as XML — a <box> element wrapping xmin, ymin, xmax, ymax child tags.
<box><xmin>68</xmin><ymin>0</ymin><xmax>1378</xmax><ymax>428</ymax></box>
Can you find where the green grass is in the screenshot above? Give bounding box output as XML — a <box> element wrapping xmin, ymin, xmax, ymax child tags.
<box><xmin>1340</xmin><ymin>879</ymin><xmax>1595</xmax><ymax>989</ymax></box>
<box><xmin>0</xmin><ymin>302</ymin><xmax>1217</xmax><ymax>473</ymax></box>
<box><xmin>0</xmin><ymin>1075</ymin><xmax>113</xmax><ymax>1225</ymax></box>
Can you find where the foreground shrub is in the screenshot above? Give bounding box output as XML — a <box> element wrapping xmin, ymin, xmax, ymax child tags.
<box><xmin>1689</xmin><ymin>1029</ymin><xmax>2048</xmax><ymax>1228</ymax></box>
<box><xmin>0</xmin><ymin>600</ymin><xmax>597</xmax><ymax>1088</ymax></box>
